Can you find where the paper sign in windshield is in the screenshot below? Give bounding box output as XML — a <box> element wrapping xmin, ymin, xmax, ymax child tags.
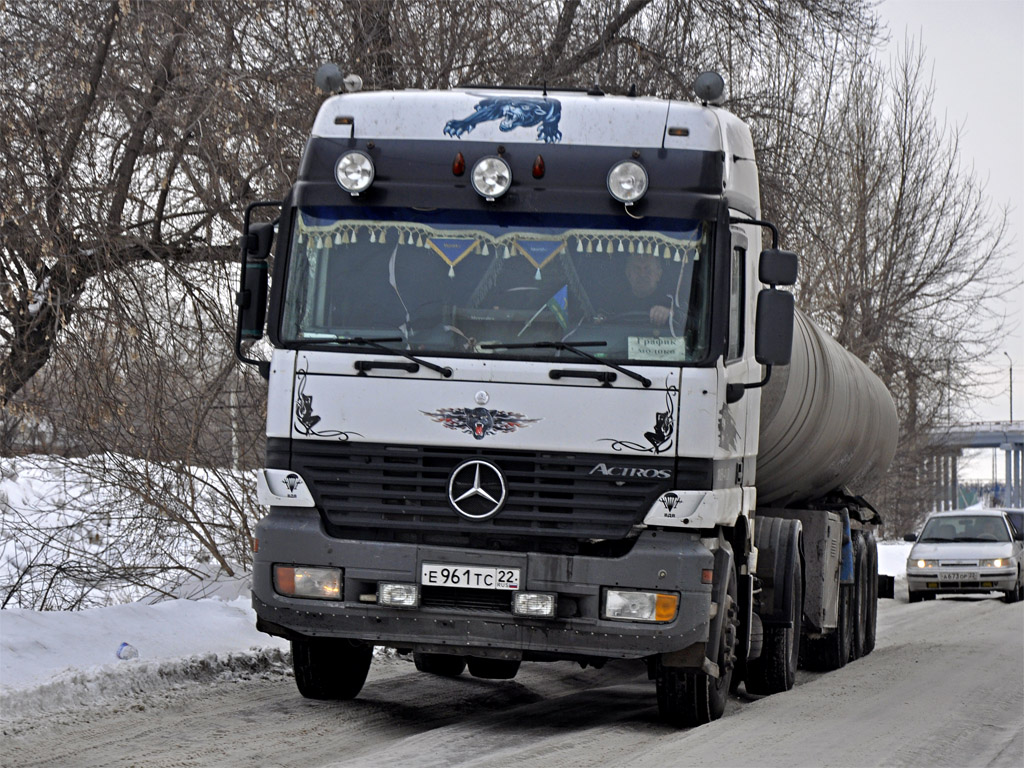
<box><xmin>628</xmin><ymin>336</ymin><xmax>686</xmax><ymax>361</ymax></box>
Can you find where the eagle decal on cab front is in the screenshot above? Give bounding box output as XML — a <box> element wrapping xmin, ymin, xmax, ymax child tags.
<box><xmin>421</xmin><ymin>407</ymin><xmax>540</xmax><ymax>440</ymax></box>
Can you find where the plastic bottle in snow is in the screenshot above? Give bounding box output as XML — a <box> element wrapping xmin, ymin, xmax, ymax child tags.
<box><xmin>116</xmin><ymin>642</ymin><xmax>139</xmax><ymax>660</ymax></box>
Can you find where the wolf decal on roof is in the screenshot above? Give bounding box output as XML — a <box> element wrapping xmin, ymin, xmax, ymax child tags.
<box><xmin>444</xmin><ymin>97</ymin><xmax>562</xmax><ymax>143</ymax></box>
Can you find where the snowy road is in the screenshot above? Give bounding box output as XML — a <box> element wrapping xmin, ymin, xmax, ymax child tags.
<box><xmin>4</xmin><ymin>597</ymin><xmax>1022</xmax><ymax>768</ymax></box>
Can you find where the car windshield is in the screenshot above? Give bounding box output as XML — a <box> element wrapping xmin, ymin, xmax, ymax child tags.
<box><xmin>919</xmin><ymin>515</ymin><xmax>1011</xmax><ymax>543</ymax></box>
<box><xmin>280</xmin><ymin>206</ymin><xmax>712</xmax><ymax>364</ymax></box>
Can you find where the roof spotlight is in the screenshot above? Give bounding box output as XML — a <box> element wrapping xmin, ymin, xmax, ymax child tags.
<box><xmin>607</xmin><ymin>160</ymin><xmax>648</xmax><ymax>205</ymax></box>
<box><xmin>471</xmin><ymin>156</ymin><xmax>512</xmax><ymax>201</ymax></box>
<box><xmin>335</xmin><ymin>150</ymin><xmax>374</xmax><ymax>195</ymax></box>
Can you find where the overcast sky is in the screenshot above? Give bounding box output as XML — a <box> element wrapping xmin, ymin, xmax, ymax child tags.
<box><xmin>877</xmin><ymin>0</ymin><xmax>1023</xmax><ymax>426</ymax></box>
<box><xmin>876</xmin><ymin>1</ymin><xmax>1023</xmax><ymax>482</ymax></box>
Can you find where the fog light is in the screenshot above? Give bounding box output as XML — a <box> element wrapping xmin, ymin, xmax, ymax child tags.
<box><xmin>606</xmin><ymin>160</ymin><xmax>648</xmax><ymax>204</ymax></box>
<box><xmin>379</xmin><ymin>582</ymin><xmax>420</xmax><ymax>608</ymax></box>
<box><xmin>335</xmin><ymin>150</ymin><xmax>374</xmax><ymax>195</ymax></box>
<box><xmin>274</xmin><ymin>565</ymin><xmax>342</xmax><ymax>600</ymax></box>
<box><xmin>603</xmin><ymin>589</ymin><xmax>679</xmax><ymax>622</ymax></box>
<box><xmin>513</xmin><ymin>592</ymin><xmax>557</xmax><ymax>617</ymax></box>
<box><xmin>471</xmin><ymin>156</ymin><xmax>512</xmax><ymax>200</ymax></box>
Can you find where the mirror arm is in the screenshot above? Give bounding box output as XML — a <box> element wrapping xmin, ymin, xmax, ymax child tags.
<box><xmin>725</xmin><ymin>365</ymin><xmax>772</xmax><ymax>403</ymax></box>
<box><xmin>729</xmin><ymin>216</ymin><xmax>778</xmax><ymax>248</ymax></box>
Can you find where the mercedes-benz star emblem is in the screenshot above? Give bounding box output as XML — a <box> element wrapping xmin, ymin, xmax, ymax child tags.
<box><xmin>447</xmin><ymin>459</ymin><xmax>507</xmax><ymax>520</ymax></box>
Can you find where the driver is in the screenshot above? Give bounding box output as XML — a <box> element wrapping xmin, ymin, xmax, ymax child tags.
<box><xmin>623</xmin><ymin>253</ymin><xmax>672</xmax><ymax>326</ymax></box>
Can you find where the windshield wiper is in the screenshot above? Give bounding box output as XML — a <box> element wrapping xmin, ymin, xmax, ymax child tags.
<box><xmin>295</xmin><ymin>335</ymin><xmax>452</xmax><ymax>378</ymax></box>
<box><xmin>480</xmin><ymin>340</ymin><xmax>652</xmax><ymax>388</ymax></box>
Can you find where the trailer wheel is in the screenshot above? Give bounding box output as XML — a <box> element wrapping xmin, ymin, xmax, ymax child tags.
<box><xmin>466</xmin><ymin>658</ymin><xmax>520</xmax><ymax>680</ymax></box>
<box><xmin>292</xmin><ymin>637</ymin><xmax>372</xmax><ymax>700</ymax></box>
<box><xmin>745</xmin><ymin>518</ymin><xmax>802</xmax><ymax>695</ymax></box>
<box><xmin>802</xmin><ymin>584</ymin><xmax>852</xmax><ymax>670</ymax></box>
<box><xmin>745</xmin><ymin>547</ymin><xmax>802</xmax><ymax>695</ymax></box>
<box><xmin>413</xmin><ymin>652</ymin><xmax>467</xmax><ymax>677</ymax></box>
<box><xmin>657</xmin><ymin>571</ymin><xmax>738</xmax><ymax>726</ymax></box>
<box><xmin>850</xmin><ymin>534</ymin><xmax>869</xmax><ymax>661</ymax></box>
<box><xmin>863</xmin><ymin>533</ymin><xmax>878</xmax><ymax>655</ymax></box>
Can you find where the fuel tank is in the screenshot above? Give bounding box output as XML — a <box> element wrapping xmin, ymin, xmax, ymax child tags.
<box><xmin>755</xmin><ymin>308</ymin><xmax>898</xmax><ymax>506</ymax></box>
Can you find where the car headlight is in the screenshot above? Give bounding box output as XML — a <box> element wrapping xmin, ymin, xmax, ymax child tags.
<box><xmin>909</xmin><ymin>559</ymin><xmax>937</xmax><ymax>569</ymax></box>
<box><xmin>979</xmin><ymin>558</ymin><xmax>1006</xmax><ymax>568</ymax></box>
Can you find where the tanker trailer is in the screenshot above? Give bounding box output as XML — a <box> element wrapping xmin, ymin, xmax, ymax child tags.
<box><xmin>743</xmin><ymin>307</ymin><xmax>898</xmax><ymax>692</ymax></box>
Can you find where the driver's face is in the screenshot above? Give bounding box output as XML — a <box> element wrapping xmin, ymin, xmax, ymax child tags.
<box><xmin>625</xmin><ymin>254</ymin><xmax>662</xmax><ymax>298</ymax></box>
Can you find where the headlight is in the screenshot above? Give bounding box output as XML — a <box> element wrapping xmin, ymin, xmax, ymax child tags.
<box><xmin>980</xmin><ymin>558</ymin><xmax>1005</xmax><ymax>568</ymax></box>
<box><xmin>603</xmin><ymin>589</ymin><xmax>678</xmax><ymax>622</ymax></box>
<box><xmin>471</xmin><ymin>156</ymin><xmax>512</xmax><ymax>200</ymax></box>
<box><xmin>274</xmin><ymin>565</ymin><xmax>342</xmax><ymax>600</ymax></box>
<box><xmin>909</xmin><ymin>559</ymin><xmax>937</xmax><ymax>569</ymax></box>
<box><xmin>513</xmin><ymin>592</ymin><xmax>557</xmax><ymax>617</ymax></box>
<box><xmin>335</xmin><ymin>150</ymin><xmax>375</xmax><ymax>195</ymax></box>
<box><xmin>378</xmin><ymin>583</ymin><xmax>420</xmax><ymax>608</ymax></box>
<box><xmin>606</xmin><ymin>160</ymin><xmax>648</xmax><ymax>204</ymax></box>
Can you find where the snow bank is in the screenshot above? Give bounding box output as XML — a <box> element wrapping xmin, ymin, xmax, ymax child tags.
<box><xmin>0</xmin><ymin>595</ymin><xmax>289</xmax><ymax>718</ymax></box>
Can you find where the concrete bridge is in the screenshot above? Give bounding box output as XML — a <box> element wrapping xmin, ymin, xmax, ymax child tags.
<box><xmin>928</xmin><ymin>421</ymin><xmax>1023</xmax><ymax>510</ymax></box>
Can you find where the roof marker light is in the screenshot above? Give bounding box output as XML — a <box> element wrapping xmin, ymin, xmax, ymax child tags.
<box><xmin>335</xmin><ymin>150</ymin><xmax>374</xmax><ymax>195</ymax></box>
<box><xmin>471</xmin><ymin>156</ymin><xmax>512</xmax><ymax>201</ymax></box>
<box><xmin>607</xmin><ymin>160</ymin><xmax>648</xmax><ymax>205</ymax></box>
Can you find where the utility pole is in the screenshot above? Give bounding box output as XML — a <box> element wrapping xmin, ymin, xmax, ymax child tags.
<box><xmin>1004</xmin><ymin>351</ymin><xmax>1014</xmax><ymax>422</ymax></box>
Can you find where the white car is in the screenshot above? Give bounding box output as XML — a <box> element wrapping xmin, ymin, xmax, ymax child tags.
<box><xmin>905</xmin><ymin>510</ymin><xmax>1024</xmax><ymax>603</ymax></box>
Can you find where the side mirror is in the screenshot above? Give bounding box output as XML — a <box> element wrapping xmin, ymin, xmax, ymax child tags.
<box><xmin>759</xmin><ymin>248</ymin><xmax>798</xmax><ymax>286</ymax></box>
<box><xmin>236</xmin><ymin>222</ymin><xmax>274</xmax><ymax>341</ymax></box>
<box><xmin>754</xmin><ymin>289</ymin><xmax>794</xmax><ymax>366</ymax></box>
<box><xmin>1013</xmin><ymin>528</ymin><xmax>1024</xmax><ymax>542</ymax></box>
<box><xmin>903</xmin><ymin>533</ymin><xmax>918</xmax><ymax>542</ymax></box>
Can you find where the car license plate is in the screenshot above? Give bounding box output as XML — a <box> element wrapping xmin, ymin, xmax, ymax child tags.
<box><xmin>421</xmin><ymin>563</ymin><xmax>520</xmax><ymax>590</ymax></box>
<box><xmin>939</xmin><ymin>571</ymin><xmax>977</xmax><ymax>581</ymax></box>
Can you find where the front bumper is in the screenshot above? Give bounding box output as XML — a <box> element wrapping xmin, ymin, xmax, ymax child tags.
<box><xmin>907</xmin><ymin>570</ymin><xmax>1017</xmax><ymax>594</ymax></box>
<box><xmin>252</xmin><ymin>507</ymin><xmax>714</xmax><ymax>661</ymax></box>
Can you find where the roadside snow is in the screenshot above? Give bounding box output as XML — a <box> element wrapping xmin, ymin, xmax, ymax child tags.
<box><xmin>0</xmin><ymin>589</ymin><xmax>289</xmax><ymax>719</ymax></box>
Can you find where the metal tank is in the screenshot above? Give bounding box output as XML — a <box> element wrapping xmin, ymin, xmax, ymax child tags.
<box><xmin>755</xmin><ymin>308</ymin><xmax>899</xmax><ymax>507</ymax></box>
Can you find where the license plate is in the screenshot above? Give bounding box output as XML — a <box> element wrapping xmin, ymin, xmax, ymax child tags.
<box><xmin>939</xmin><ymin>571</ymin><xmax>977</xmax><ymax>581</ymax></box>
<box><xmin>421</xmin><ymin>563</ymin><xmax>520</xmax><ymax>590</ymax></box>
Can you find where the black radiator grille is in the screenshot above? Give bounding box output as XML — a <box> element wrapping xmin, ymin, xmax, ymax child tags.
<box><xmin>420</xmin><ymin>586</ymin><xmax>513</xmax><ymax>613</ymax></box>
<box><xmin>282</xmin><ymin>440</ymin><xmax>688</xmax><ymax>543</ymax></box>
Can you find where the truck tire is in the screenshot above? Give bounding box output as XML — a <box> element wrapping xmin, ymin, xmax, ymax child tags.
<box><xmin>802</xmin><ymin>583</ymin><xmax>852</xmax><ymax>670</ymax></box>
<box><xmin>850</xmin><ymin>534</ymin><xmax>869</xmax><ymax>661</ymax></box>
<box><xmin>466</xmin><ymin>658</ymin><xmax>520</xmax><ymax>680</ymax></box>
<box><xmin>657</xmin><ymin>571</ymin><xmax>738</xmax><ymax>726</ymax></box>
<box><xmin>413</xmin><ymin>652</ymin><xmax>467</xmax><ymax>677</ymax></box>
<box><xmin>745</xmin><ymin>518</ymin><xmax>802</xmax><ymax>695</ymax></box>
<box><xmin>863</xmin><ymin>533</ymin><xmax>878</xmax><ymax>655</ymax></box>
<box><xmin>292</xmin><ymin>637</ymin><xmax>373</xmax><ymax>700</ymax></box>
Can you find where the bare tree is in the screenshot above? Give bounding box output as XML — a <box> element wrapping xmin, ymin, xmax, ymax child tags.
<box><xmin>765</xmin><ymin>40</ymin><xmax>1013</xmax><ymax>532</ymax></box>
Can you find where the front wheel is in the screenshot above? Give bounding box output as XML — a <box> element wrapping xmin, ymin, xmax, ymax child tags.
<box><xmin>1003</xmin><ymin>570</ymin><xmax>1023</xmax><ymax>603</ymax></box>
<box><xmin>292</xmin><ymin>637</ymin><xmax>373</xmax><ymax>700</ymax></box>
<box><xmin>657</xmin><ymin>571</ymin><xmax>738</xmax><ymax>727</ymax></box>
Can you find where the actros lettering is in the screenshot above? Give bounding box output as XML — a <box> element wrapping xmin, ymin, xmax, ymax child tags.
<box><xmin>589</xmin><ymin>463</ymin><xmax>671</xmax><ymax>479</ymax></box>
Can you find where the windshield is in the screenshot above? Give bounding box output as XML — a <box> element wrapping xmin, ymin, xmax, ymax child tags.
<box><xmin>280</xmin><ymin>207</ymin><xmax>712</xmax><ymax>363</ymax></box>
<box><xmin>920</xmin><ymin>515</ymin><xmax>1011</xmax><ymax>543</ymax></box>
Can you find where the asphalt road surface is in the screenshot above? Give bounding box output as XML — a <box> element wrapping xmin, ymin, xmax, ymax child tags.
<box><xmin>4</xmin><ymin>595</ymin><xmax>1022</xmax><ymax>768</ymax></box>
